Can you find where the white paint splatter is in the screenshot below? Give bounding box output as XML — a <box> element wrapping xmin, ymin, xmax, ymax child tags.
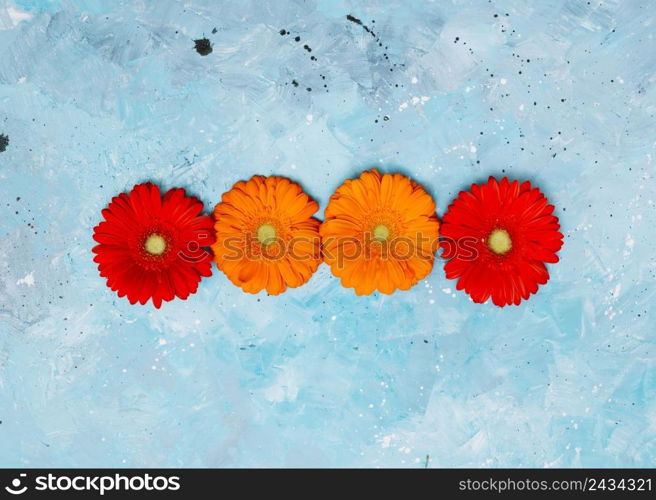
<box><xmin>625</xmin><ymin>233</ymin><xmax>634</xmax><ymax>249</ymax></box>
<box><xmin>17</xmin><ymin>272</ymin><xmax>35</xmax><ymax>287</ymax></box>
<box><xmin>411</xmin><ymin>96</ymin><xmax>430</xmax><ymax>106</ymax></box>
<box><xmin>6</xmin><ymin>6</ymin><xmax>33</xmax><ymax>26</ymax></box>
<box><xmin>612</xmin><ymin>284</ymin><xmax>622</xmax><ymax>299</ymax></box>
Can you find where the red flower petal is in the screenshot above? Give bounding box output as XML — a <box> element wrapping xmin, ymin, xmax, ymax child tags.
<box><xmin>92</xmin><ymin>183</ymin><xmax>215</xmax><ymax>308</ymax></box>
<box><xmin>440</xmin><ymin>177</ymin><xmax>563</xmax><ymax>307</ymax></box>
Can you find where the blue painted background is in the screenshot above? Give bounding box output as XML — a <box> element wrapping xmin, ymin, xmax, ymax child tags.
<box><xmin>1</xmin><ymin>0</ymin><xmax>655</xmax><ymax>467</ymax></box>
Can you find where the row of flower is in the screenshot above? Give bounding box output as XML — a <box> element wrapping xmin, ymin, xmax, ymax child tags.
<box><xmin>92</xmin><ymin>169</ymin><xmax>563</xmax><ymax>308</ymax></box>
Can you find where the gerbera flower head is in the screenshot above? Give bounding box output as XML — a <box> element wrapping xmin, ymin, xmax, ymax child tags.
<box><xmin>320</xmin><ymin>169</ymin><xmax>440</xmax><ymax>295</ymax></box>
<box><xmin>439</xmin><ymin>176</ymin><xmax>564</xmax><ymax>307</ymax></box>
<box><xmin>92</xmin><ymin>183</ymin><xmax>215</xmax><ymax>308</ymax></box>
<box><xmin>212</xmin><ymin>175</ymin><xmax>322</xmax><ymax>295</ymax></box>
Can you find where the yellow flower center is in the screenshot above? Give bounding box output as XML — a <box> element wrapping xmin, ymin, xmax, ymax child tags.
<box><xmin>257</xmin><ymin>223</ymin><xmax>277</xmax><ymax>246</ymax></box>
<box><xmin>487</xmin><ymin>228</ymin><xmax>512</xmax><ymax>255</ymax></box>
<box><xmin>373</xmin><ymin>224</ymin><xmax>391</xmax><ymax>242</ymax></box>
<box><xmin>144</xmin><ymin>233</ymin><xmax>167</xmax><ymax>256</ymax></box>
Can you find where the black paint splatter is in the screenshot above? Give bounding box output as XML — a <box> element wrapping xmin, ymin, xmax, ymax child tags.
<box><xmin>0</xmin><ymin>134</ymin><xmax>8</xmax><ymax>153</ymax></box>
<box><xmin>345</xmin><ymin>14</ymin><xmax>404</xmax><ymax>87</ymax></box>
<box><xmin>279</xmin><ymin>28</ymin><xmax>323</xmax><ymax>92</ymax></box>
<box><xmin>281</xmin><ymin>30</ymin><xmax>316</xmax><ymax>61</ymax></box>
<box><xmin>346</xmin><ymin>14</ymin><xmax>376</xmax><ymax>37</ymax></box>
<box><xmin>194</xmin><ymin>38</ymin><xmax>212</xmax><ymax>56</ymax></box>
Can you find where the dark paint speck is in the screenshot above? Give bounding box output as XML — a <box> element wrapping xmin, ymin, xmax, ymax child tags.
<box><xmin>194</xmin><ymin>38</ymin><xmax>212</xmax><ymax>56</ymax></box>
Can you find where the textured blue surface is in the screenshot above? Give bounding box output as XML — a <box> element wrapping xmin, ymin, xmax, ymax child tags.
<box><xmin>1</xmin><ymin>0</ymin><xmax>655</xmax><ymax>467</ymax></box>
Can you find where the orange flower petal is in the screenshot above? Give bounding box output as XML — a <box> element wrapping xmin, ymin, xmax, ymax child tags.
<box><xmin>212</xmin><ymin>176</ymin><xmax>322</xmax><ymax>295</ymax></box>
<box><xmin>321</xmin><ymin>169</ymin><xmax>439</xmax><ymax>295</ymax></box>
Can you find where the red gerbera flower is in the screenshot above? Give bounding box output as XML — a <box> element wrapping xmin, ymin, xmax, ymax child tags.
<box><xmin>92</xmin><ymin>183</ymin><xmax>215</xmax><ymax>308</ymax></box>
<box><xmin>439</xmin><ymin>177</ymin><xmax>563</xmax><ymax>307</ymax></box>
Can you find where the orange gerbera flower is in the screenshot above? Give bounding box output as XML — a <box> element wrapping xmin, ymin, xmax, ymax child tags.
<box><xmin>212</xmin><ymin>176</ymin><xmax>322</xmax><ymax>295</ymax></box>
<box><xmin>320</xmin><ymin>169</ymin><xmax>439</xmax><ymax>295</ymax></box>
